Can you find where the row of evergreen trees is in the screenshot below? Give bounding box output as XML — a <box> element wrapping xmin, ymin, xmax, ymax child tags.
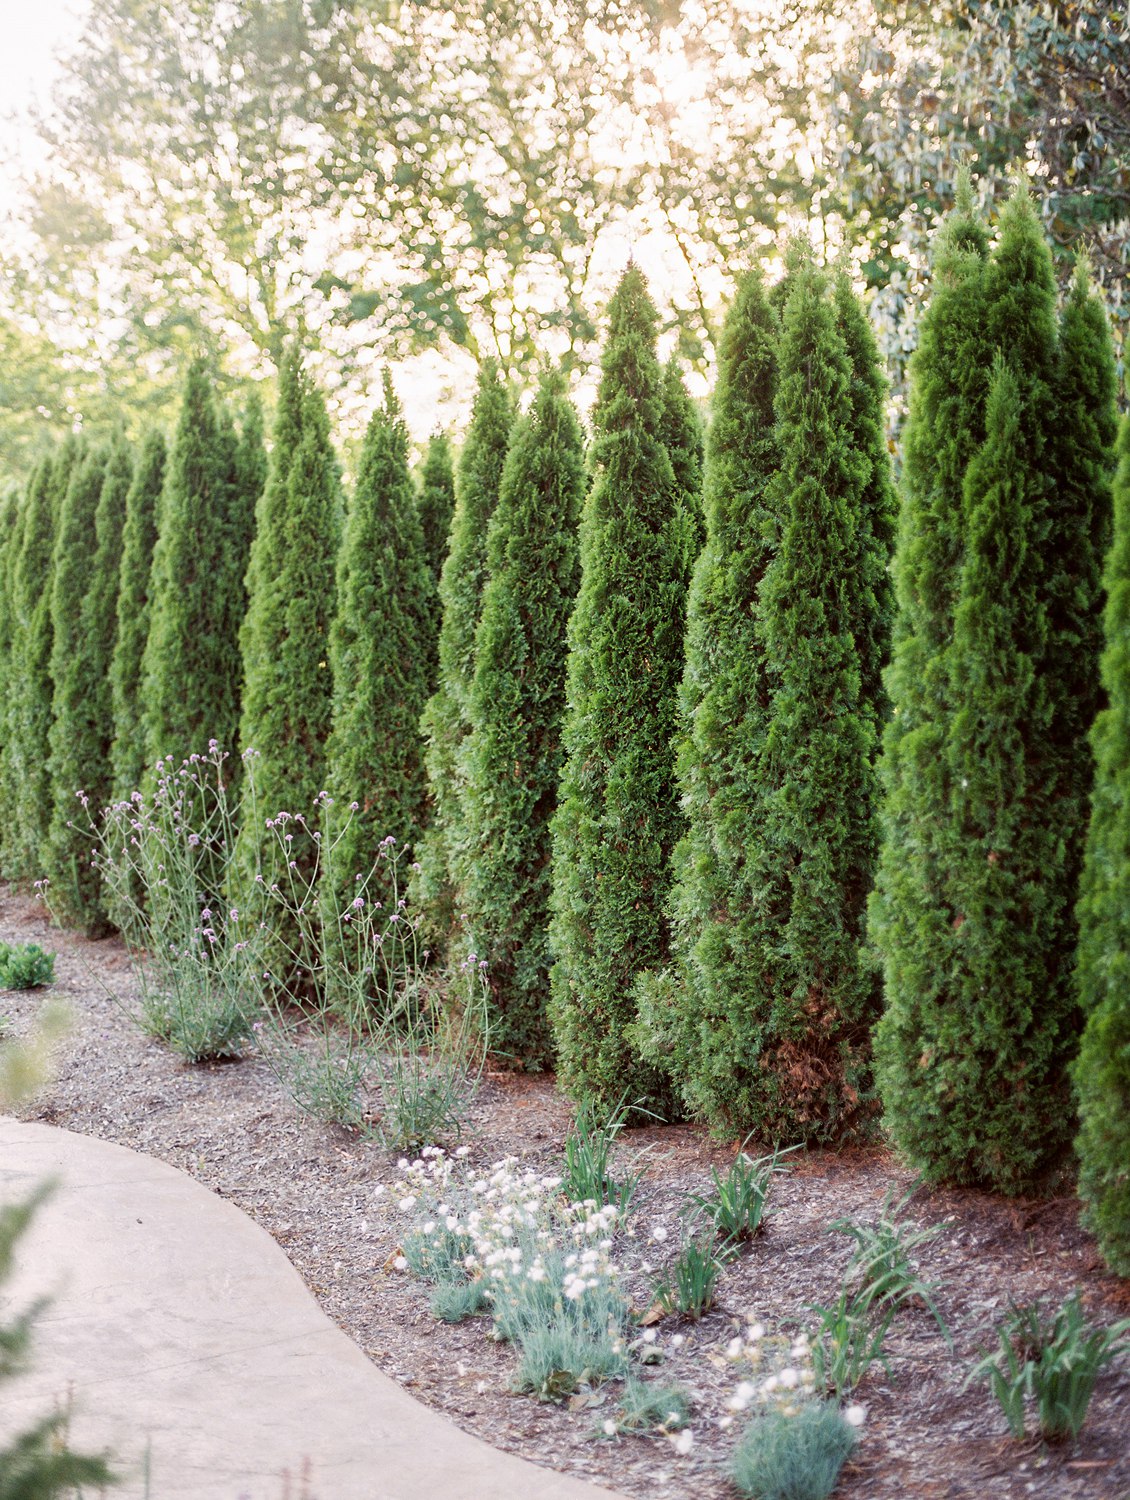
<box><xmin>1</xmin><ymin>184</ymin><xmax>1127</xmax><ymax>1277</ymax></box>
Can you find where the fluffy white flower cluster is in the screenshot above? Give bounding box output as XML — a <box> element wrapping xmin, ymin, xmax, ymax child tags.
<box><xmin>390</xmin><ymin>1149</ymin><xmax>623</xmax><ymax>1309</ymax></box>
<box><xmin>722</xmin><ymin>1320</ymin><xmax>819</xmax><ymax>1422</ymax></box>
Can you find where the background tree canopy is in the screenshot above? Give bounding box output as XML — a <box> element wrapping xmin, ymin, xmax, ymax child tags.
<box><xmin>1</xmin><ymin>0</ymin><xmax>1126</xmax><ymax>470</ymax></box>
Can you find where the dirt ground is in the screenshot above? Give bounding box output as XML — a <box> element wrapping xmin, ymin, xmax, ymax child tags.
<box><xmin>2</xmin><ymin>883</ymin><xmax>1128</xmax><ymax>1500</ymax></box>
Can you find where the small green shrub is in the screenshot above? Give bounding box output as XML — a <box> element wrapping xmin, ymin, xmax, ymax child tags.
<box><xmin>965</xmin><ymin>1292</ymin><xmax>1130</xmax><ymax>1443</ymax></box>
<box><xmin>0</xmin><ymin>943</ymin><xmax>56</xmax><ymax>991</ymax></box>
<box><xmin>684</xmin><ymin>1147</ymin><xmax>792</xmax><ymax>1249</ymax></box>
<box><xmin>254</xmin><ymin>1013</ymin><xmax>370</xmax><ymax>1128</ymax></box>
<box><xmin>563</xmin><ymin>1096</ymin><xmax>645</xmax><ymax>1218</ymax></box>
<box><xmin>652</xmin><ymin>1238</ymin><xmax>723</xmax><ymax>1321</ymax></box>
<box><xmin>731</xmin><ymin>1402</ymin><xmax>857</xmax><ymax>1500</ymax></box>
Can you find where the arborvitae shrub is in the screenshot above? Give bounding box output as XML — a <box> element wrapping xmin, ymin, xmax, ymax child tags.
<box><xmin>832</xmin><ymin>270</ymin><xmax>898</xmax><ymax>729</ymax></box>
<box><xmin>324</xmin><ymin>372</ymin><xmax>433</xmax><ymax>910</ymax></box>
<box><xmin>873</xmin><ymin>188</ymin><xmax>1107</xmax><ymax>1192</ymax></box>
<box><xmin>634</xmin><ymin>270</ymin><xmax>781</xmax><ymax>1128</ymax></box>
<box><xmin>549</xmin><ymin>267</ymin><xmax>691</xmax><ymax>1115</ymax></box>
<box><xmin>142</xmin><ymin>361</ymin><xmax>254</xmax><ymax>765</ymax></box>
<box><xmin>45</xmin><ymin>438</ymin><xmax>127</xmax><ymax>933</ymax></box>
<box><xmin>744</xmin><ymin>254</ymin><xmax>887</xmax><ymax>1139</ymax></box>
<box><xmin>412</xmin><ymin>364</ymin><xmax>513</xmax><ymax>953</ymax></box>
<box><xmin>8</xmin><ymin>441</ymin><xmax>79</xmax><ymax>883</ymax></box>
<box><xmin>417</xmin><ymin>433</ymin><xmax>456</xmax><ymax>588</ymax></box>
<box><xmin>1075</xmin><ymin>413</ymin><xmax>1130</xmax><ymax>1275</ymax></box>
<box><xmin>0</xmin><ymin>480</ymin><xmax>25</xmax><ymax>874</ymax></box>
<box><xmin>462</xmin><ymin>368</ymin><xmax>585</xmax><ymax>1068</ymax></box>
<box><xmin>237</xmin><ymin>357</ymin><xmax>340</xmax><ymax>980</ymax></box>
<box><xmin>660</xmin><ymin>357</ymin><xmax>706</xmax><ymax>571</ymax></box>
<box><xmin>110</xmin><ymin>429</ymin><xmax>167</xmax><ymax>802</ymax></box>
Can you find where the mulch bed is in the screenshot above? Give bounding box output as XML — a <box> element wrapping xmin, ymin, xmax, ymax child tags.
<box><xmin>2</xmin><ymin>882</ymin><xmax>1128</xmax><ymax>1499</ymax></box>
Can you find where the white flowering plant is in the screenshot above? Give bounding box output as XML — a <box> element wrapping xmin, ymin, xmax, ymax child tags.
<box><xmin>392</xmin><ymin>1147</ymin><xmax>632</xmax><ymax>1399</ymax></box>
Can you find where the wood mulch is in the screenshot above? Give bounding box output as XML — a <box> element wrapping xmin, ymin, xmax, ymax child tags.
<box><xmin>2</xmin><ymin>883</ymin><xmax>1128</xmax><ymax>1499</ymax></box>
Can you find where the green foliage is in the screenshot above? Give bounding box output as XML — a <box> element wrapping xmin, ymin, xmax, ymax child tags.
<box><xmin>606</xmin><ymin>1378</ymin><xmax>692</xmax><ymax>1435</ymax></box>
<box><xmin>549</xmin><ymin>267</ymin><xmax>691</xmax><ymax>1116</ymax></box>
<box><xmin>6</xmin><ymin>441</ymin><xmax>79</xmax><ymax>884</ymax></box>
<box><xmin>430</xmin><ymin>1278</ymin><xmax>490</xmax><ymax>1323</ymax></box>
<box><xmin>634</xmin><ymin>271</ymin><xmax>781</xmax><ymax>1130</ymax></box>
<box><xmin>808</xmin><ymin>1286</ymin><xmax>898</xmax><ymax>1398</ymax></box>
<box><xmin>828</xmin><ymin>1188</ymin><xmax>948</xmax><ymax>1342</ymax></box>
<box><xmin>751</xmin><ymin>250</ymin><xmax>887</xmax><ymax>1139</ymax></box>
<box><xmin>0</xmin><ymin>943</ymin><xmax>56</xmax><ymax>991</ymax></box>
<box><xmin>683</xmin><ymin>1147</ymin><xmax>791</xmax><ymax>1248</ymax></box>
<box><xmin>1075</xmin><ymin>413</ymin><xmax>1130</xmax><ymax>1275</ymax></box>
<box><xmin>45</xmin><ymin>438</ymin><xmax>127</xmax><ymax>933</ymax></box>
<box><xmin>0</xmin><ymin>1187</ymin><xmax>117</xmax><ymax>1497</ymax></box>
<box><xmin>511</xmin><ymin>1312</ymin><xmax>629</xmax><ymax>1401</ymax></box>
<box><xmin>562</xmin><ymin>1096</ymin><xmax>644</xmax><ymax>1219</ymax></box>
<box><xmin>871</xmin><ymin>186</ymin><xmax>1110</xmax><ymax>1193</ymax></box>
<box><xmin>237</xmin><ymin>352</ymin><xmax>340</xmax><ymax>980</ymax></box>
<box><xmin>731</xmin><ymin>1401</ymin><xmax>857</xmax><ymax>1500</ymax></box>
<box><xmin>462</xmin><ymin>368</ymin><xmax>585</xmax><ymax>1066</ymax></box>
<box><xmin>416</xmin><ymin>432</ymin><xmax>456</xmax><ymax>588</ymax></box>
<box><xmin>660</xmin><ymin>356</ymin><xmax>705</xmax><ymax>569</ymax></box>
<box><xmin>965</xmin><ymin>1292</ymin><xmax>1130</xmax><ymax>1444</ymax></box>
<box><xmin>324</xmin><ymin>372</ymin><xmax>433</xmax><ymax>912</ymax></box>
<box><xmin>652</xmin><ymin>1237</ymin><xmax>723</xmax><ymax>1320</ymax></box>
<box><xmin>142</xmin><ymin>360</ymin><xmax>256</xmax><ymax>767</ymax></box>
<box><xmin>109</xmin><ymin>429</ymin><xmax>166</xmax><ymax>801</ymax></box>
<box><xmin>0</xmin><ymin>480</ymin><xmax>25</xmax><ymax>876</ymax></box>
<box><xmin>412</xmin><ymin>363</ymin><xmax>513</xmax><ymax>953</ymax></box>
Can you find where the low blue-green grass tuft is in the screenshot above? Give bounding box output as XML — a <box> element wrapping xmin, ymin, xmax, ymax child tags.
<box><xmin>731</xmin><ymin>1401</ymin><xmax>858</xmax><ymax>1500</ymax></box>
<box><xmin>431</xmin><ymin>1278</ymin><xmax>490</xmax><ymax>1323</ymax></box>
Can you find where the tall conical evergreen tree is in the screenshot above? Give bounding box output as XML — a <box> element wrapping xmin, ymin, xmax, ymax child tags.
<box><xmin>109</xmin><ymin>430</ymin><xmax>167</xmax><ymax>801</ymax></box>
<box><xmin>142</xmin><ymin>361</ymin><xmax>253</xmax><ymax>765</ymax></box>
<box><xmin>660</xmin><ymin>358</ymin><xmax>706</xmax><ymax>571</ymax></box>
<box><xmin>634</xmin><ymin>270</ymin><xmax>783</xmax><ymax>1128</ymax></box>
<box><xmin>462</xmin><ymin>369</ymin><xmax>586</xmax><ymax>1068</ymax></box>
<box><xmin>324</xmin><ymin>372</ymin><xmax>433</xmax><ymax>911</ymax></box>
<box><xmin>0</xmin><ymin>481</ymin><xmax>24</xmax><ymax>875</ymax></box>
<box><xmin>1043</xmin><ymin>258</ymin><xmax>1120</xmax><ymax>928</ymax></box>
<box><xmin>549</xmin><ymin>267</ymin><xmax>691</xmax><ymax>1114</ymax></box>
<box><xmin>235</xmin><ymin>391</ymin><xmax>269</xmax><ymax>524</ymax></box>
<box><xmin>833</xmin><ymin>270</ymin><xmax>898</xmax><ymax>729</ymax></box>
<box><xmin>237</xmin><ymin>360</ymin><xmax>340</xmax><ymax>978</ymax></box>
<box><xmin>752</xmin><ymin>255</ymin><xmax>887</xmax><ymax>1139</ymax></box>
<box><xmin>873</xmin><ymin>188</ymin><xmax>1095</xmax><ymax>1192</ymax></box>
<box><xmin>412</xmin><ymin>364</ymin><xmax>514</xmax><ymax>951</ymax></box>
<box><xmin>417</xmin><ymin>433</ymin><xmax>457</xmax><ymax>588</ymax></box>
<box><xmin>8</xmin><ymin>439</ymin><xmax>79</xmax><ymax>883</ymax></box>
<box><xmin>45</xmin><ymin>437</ymin><xmax>129</xmax><ymax>933</ymax></box>
<box><xmin>1075</xmin><ymin>413</ymin><xmax>1130</xmax><ymax>1275</ymax></box>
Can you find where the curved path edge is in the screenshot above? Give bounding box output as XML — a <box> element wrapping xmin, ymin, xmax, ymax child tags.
<box><xmin>0</xmin><ymin>1117</ymin><xmax>629</xmax><ymax>1500</ymax></box>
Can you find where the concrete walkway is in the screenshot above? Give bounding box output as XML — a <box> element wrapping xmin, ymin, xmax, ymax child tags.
<box><xmin>0</xmin><ymin>1118</ymin><xmax>627</xmax><ymax>1500</ymax></box>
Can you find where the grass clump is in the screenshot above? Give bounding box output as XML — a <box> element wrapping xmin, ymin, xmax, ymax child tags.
<box><xmin>0</xmin><ymin>943</ymin><xmax>56</xmax><ymax>991</ymax></box>
<box><xmin>684</xmin><ymin>1146</ymin><xmax>792</xmax><ymax>1249</ymax></box>
<box><xmin>965</xmin><ymin>1291</ymin><xmax>1130</xmax><ymax>1443</ymax></box>
<box><xmin>430</xmin><ymin>1279</ymin><xmax>490</xmax><ymax>1324</ymax></box>
<box><xmin>602</xmin><ymin>1377</ymin><xmax>692</xmax><ymax>1436</ymax></box>
<box><xmin>731</xmin><ymin>1401</ymin><xmax>857</xmax><ymax>1500</ymax></box>
<box><xmin>562</xmin><ymin>1096</ymin><xmax>645</xmax><ymax>1218</ymax></box>
<box><xmin>652</xmin><ymin>1238</ymin><xmax>723</xmax><ymax>1321</ymax></box>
